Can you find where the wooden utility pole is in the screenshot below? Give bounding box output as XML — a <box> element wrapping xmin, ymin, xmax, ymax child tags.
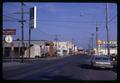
<box><xmin>96</xmin><ymin>21</ymin><xmax>99</xmax><ymax>55</ymax></box>
<box><xmin>21</xmin><ymin>2</ymin><xmax>24</xmax><ymax>62</ymax></box>
<box><xmin>17</xmin><ymin>38</ymin><xmax>20</xmax><ymax>58</ymax></box>
<box><xmin>72</xmin><ymin>39</ymin><xmax>75</xmax><ymax>55</ymax></box>
<box><xmin>91</xmin><ymin>33</ymin><xmax>94</xmax><ymax>50</ymax></box>
<box><xmin>11</xmin><ymin>43</ymin><xmax>14</xmax><ymax>62</ymax></box>
<box><xmin>54</xmin><ymin>34</ymin><xmax>58</xmax><ymax>56</ymax></box>
<box><xmin>105</xmin><ymin>3</ymin><xmax>110</xmax><ymax>55</ymax></box>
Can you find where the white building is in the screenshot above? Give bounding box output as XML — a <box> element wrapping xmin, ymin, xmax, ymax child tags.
<box><xmin>3</xmin><ymin>40</ymin><xmax>50</xmax><ymax>58</ymax></box>
<box><xmin>94</xmin><ymin>47</ymin><xmax>117</xmax><ymax>56</ymax></box>
<box><xmin>3</xmin><ymin>40</ymin><xmax>78</xmax><ymax>58</ymax></box>
<box><xmin>53</xmin><ymin>41</ymin><xmax>78</xmax><ymax>56</ymax></box>
<box><xmin>24</xmin><ymin>44</ymin><xmax>40</xmax><ymax>58</ymax></box>
<box><xmin>24</xmin><ymin>44</ymin><xmax>49</xmax><ymax>58</ymax></box>
<box><xmin>94</xmin><ymin>41</ymin><xmax>117</xmax><ymax>56</ymax></box>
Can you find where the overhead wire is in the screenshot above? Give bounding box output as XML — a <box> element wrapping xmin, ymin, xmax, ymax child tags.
<box><xmin>99</xmin><ymin>15</ymin><xmax>117</xmax><ymax>34</ymax></box>
<box><xmin>3</xmin><ymin>14</ymin><xmax>20</xmax><ymax>21</ymax></box>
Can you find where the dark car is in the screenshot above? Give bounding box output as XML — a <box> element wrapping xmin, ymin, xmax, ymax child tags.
<box><xmin>91</xmin><ymin>55</ymin><xmax>113</xmax><ymax>69</ymax></box>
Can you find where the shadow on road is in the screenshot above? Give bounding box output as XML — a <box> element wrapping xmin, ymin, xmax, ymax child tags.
<box><xmin>78</xmin><ymin>64</ymin><xmax>113</xmax><ymax>71</ymax></box>
<box><xmin>112</xmin><ymin>66</ymin><xmax>117</xmax><ymax>73</ymax></box>
<box><xmin>32</xmin><ymin>75</ymin><xmax>78</xmax><ymax>80</ymax></box>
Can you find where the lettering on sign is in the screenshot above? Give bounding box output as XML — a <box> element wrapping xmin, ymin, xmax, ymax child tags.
<box><xmin>3</xmin><ymin>29</ymin><xmax>16</xmax><ymax>35</ymax></box>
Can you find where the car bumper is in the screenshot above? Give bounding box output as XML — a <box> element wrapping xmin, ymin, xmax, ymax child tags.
<box><xmin>93</xmin><ymin>63</ymin><xmax>113</xmax><ymax>68</ymax></box>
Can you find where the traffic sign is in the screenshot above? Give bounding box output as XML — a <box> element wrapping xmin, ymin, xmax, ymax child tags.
<box><xmin>103</xmin><ymin>41</ymin><xmax>117</xmax><ymax>44</ymax></box>
<box><xmin>97</xmin><ymin>40</ymin><xmax>102</xmax><ymax>45</ymax></box>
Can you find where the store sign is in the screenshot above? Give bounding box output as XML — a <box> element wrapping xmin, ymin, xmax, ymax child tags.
<box><xmin>3</xmin><ymin>29</ymin><xmax>16</xmax><ymax>35</ymax></box>
<box><xmin>5</xmin><ymin>35</ymin><xmax>13</xmax><ymax>44</ymax></box>
<box><xmin>29</xmin><ymin>6</ymin><xmax>36</xmax><ymax>29</ymax></box>
<box><xmin>103</xmin><ymin>41</ymin><xmax>117</xmax><ymax>44</ymax></box>
<box><xmin>97</xmin><ymin>40</ymin><xmax>102</xmax><ymax>45</ymax></box>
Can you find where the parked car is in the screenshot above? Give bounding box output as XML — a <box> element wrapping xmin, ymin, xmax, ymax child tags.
<box><xmin>91</xmin><ymin>55</ymin><xmax>113</xmax><ymax>69</ymax></box>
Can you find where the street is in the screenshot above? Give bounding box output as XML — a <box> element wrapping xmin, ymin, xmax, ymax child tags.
<box><xmin>3</xmin><ymin>55</ymin><xmax>117</xmax><ymax>80</ymax></box>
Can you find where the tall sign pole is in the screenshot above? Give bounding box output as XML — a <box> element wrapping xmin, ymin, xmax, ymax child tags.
<box><xmin>97</xmin><ymin>40</ymin><xmax>102</xmax><ymax>55</ymax></box>
<box><xmin>29</xmin><ymin>6</ymin><xmax>37</xmax><ymax>58</ymax></box>
<box><xmin>105</xmin><ymin>3</ymin><xmax>110</xmax><ymax>55</ymax></box>
<box><xmin>29</xmin><ymin>21</ymin><xmax>31</xmax><ymax>58</ymax></box>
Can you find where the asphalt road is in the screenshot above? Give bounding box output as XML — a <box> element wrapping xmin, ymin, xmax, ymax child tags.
<box><xmin>3</xmin><ymin>55</ymin><xmax>117</xmax><ymax>80</ymax></box>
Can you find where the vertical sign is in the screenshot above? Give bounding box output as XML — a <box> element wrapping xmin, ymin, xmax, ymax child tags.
<box><xmin>30</xmin><ymin>6</ymin><xmax>36</xmax><ymax>29</ymax></box>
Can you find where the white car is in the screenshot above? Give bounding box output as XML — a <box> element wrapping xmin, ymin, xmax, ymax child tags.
<box><xmin>91</xmin><ymin>55</ymin><xmax>113</xmax><ymax>69</ymax></box>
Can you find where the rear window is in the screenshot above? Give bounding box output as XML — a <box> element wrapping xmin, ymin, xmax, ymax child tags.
<box><xmin>95</xmin><ymin>57</ymin><xmax>110</xmax><ymax>61</ymax></box>
<box><xmin>95</xmin><ymin>57</ymin><xmax>102</xmax><ymax>60</ymax></box>
<box><xmin>102</xmin><ymin>58</ymin><xmax>109</xmax><ymax>60</ymax></box>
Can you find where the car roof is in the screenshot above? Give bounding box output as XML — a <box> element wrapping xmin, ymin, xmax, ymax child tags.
<box><xmin>93</xmin><ymin>55</ymin><xmax>111</xmax><ymax>58</ymax></box>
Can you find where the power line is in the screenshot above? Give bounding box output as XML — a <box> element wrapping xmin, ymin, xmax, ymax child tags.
<box><xmin>22</xmin><ymin>3</ymin><xmax>33</xmax><ymax>8</ymax></box>
<box><xmin>99</xmin><ymin>15</ymin><xmax>117</xmax><ymax>34</ymax></box>
<box><xmin>19</xmin><ymin>18</ymin><xmax>105</xmax><ymax>24</ymax></box>
<box><xmin>3</xmin><ymin>19</ymin><xmax>20</xmax><ymax>22</ymax></box>
<box><xmin>3</xmin><ymin>14</ymin><xmax>20</xmax><ymax>21</ymax></box>
<box><xmin>108</xmin><ymin>15</ymin><xmax>117</xmax><ymax>23</ymax></box>
<box><xmin>36</xmin><ymin>28</ymin><xmax>54</xmax><ymax>38</ymax></box>
<box><xmin>36</xmin><ymin>19</ymin><xmax>105</xmax><ymax>24</ymax></box>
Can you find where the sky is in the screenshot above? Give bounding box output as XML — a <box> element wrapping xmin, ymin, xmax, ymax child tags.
<box><xmin>3</xmin><ymin>3</ymin><xmax>117</xmax><ymax>49</ymax></box>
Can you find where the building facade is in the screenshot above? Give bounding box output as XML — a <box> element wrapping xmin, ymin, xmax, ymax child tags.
<box><xmin>53</xmin><ymin>41</ymin><xmax>78</xmax><ymax>56</ymax></box>
<box><xmin>3</xmin><ymin>40</ymin><xmax>78</xmax><ymax>58</ymax></box>
<box><xmin>3</xmin><ymin>40</ymin><xmax>49</xmax><ymax>58</ymax></box>
<box><xmin>94</xmin><ymin>41</ymin><xmax>117</xmax><ymax>56</ymax></box>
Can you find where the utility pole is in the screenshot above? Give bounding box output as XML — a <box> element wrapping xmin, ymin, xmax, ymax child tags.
<box><xmin>105</xmin><ymin>41</ymin><xmax>107</xmax><ymax>55</ymax></box>
<box><xmin>66</xmin><ymin>41</ymin><xmax>69</xmax><ymax>55</ymax></box>
<box><xmin>88</xmin><ymin>43</ymin><xmax>90</xmax><ymax>51</ymax></box>
<box><xmin>72</xmin><ymin>39</ymin><xmax>75</xmax><ymax>55</ymax></box>
<box><xmin>21</xmin><ymin>2</ymin><xmax>24</xmax><ymax>62</ymax></box>
<box><xmin>88</xmin><ymin>38</ymin><xmax>91</xmax><ymax>55</ymax></box>
<box><xmin>29</xmin><ymin>20</ymin><xmax>31</xmax><ymax>58</ymax></box>
<box><xmin>6</xmin><ymin>3</ymin><xmax>28</xmax><ymax>60</ymax></box>
<box><xmin>54</xmin><ymin>34</ymin><xmax>58</xmax><ymax>56</ymax></box>
<box><xmin>91</xmin><ymin>33</ymin><xmax>94</xmax><ymax>50</ymax></box>
<box><xmin>17</xmin><ymin>38</ymin><xmax>20</xmax><ymax>58</ymax></box>
<box><xmin>91</xmin><ymin>33</ymin><xmax>94</xmax><ymax>55</ymax></box>
<box><xmin>96</xmin><ymin>21</ymin><xmax>99</xmax><ymax>55</ymax></box>
<box><xmin>105</xmin><ymin>3</ymin><xmax>110</xmax><ymax>55</ymax></box>
<box><xmin>74</xmin><ymin>44</ymin><xmax>75</xmax><ymax>55</ymax></box>
<box><xmin>2</xmin><ymin>36</ymin><xmax>4</xmax><ymax>57</ymax></box>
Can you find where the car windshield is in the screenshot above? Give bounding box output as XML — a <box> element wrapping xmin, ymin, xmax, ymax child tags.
<box><xmin>95</xmin><ymin>57</ymin><xmax>110</xmax><ymax>61</ymax></box>
<box><xmin>95</xmin><ymin>57</ymin><xmax>102</xmax><ymax>60</ymax></box>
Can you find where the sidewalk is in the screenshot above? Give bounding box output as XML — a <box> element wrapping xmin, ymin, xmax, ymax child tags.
<box><xmin>38</xmin><ymin>55</ymin><xmax>70</xmax><ymax>60</ymax></box>
<box><xmin>3</xmin><ymin>62</ymin><xmax>28</xmax><ymax>68</ymax></box>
